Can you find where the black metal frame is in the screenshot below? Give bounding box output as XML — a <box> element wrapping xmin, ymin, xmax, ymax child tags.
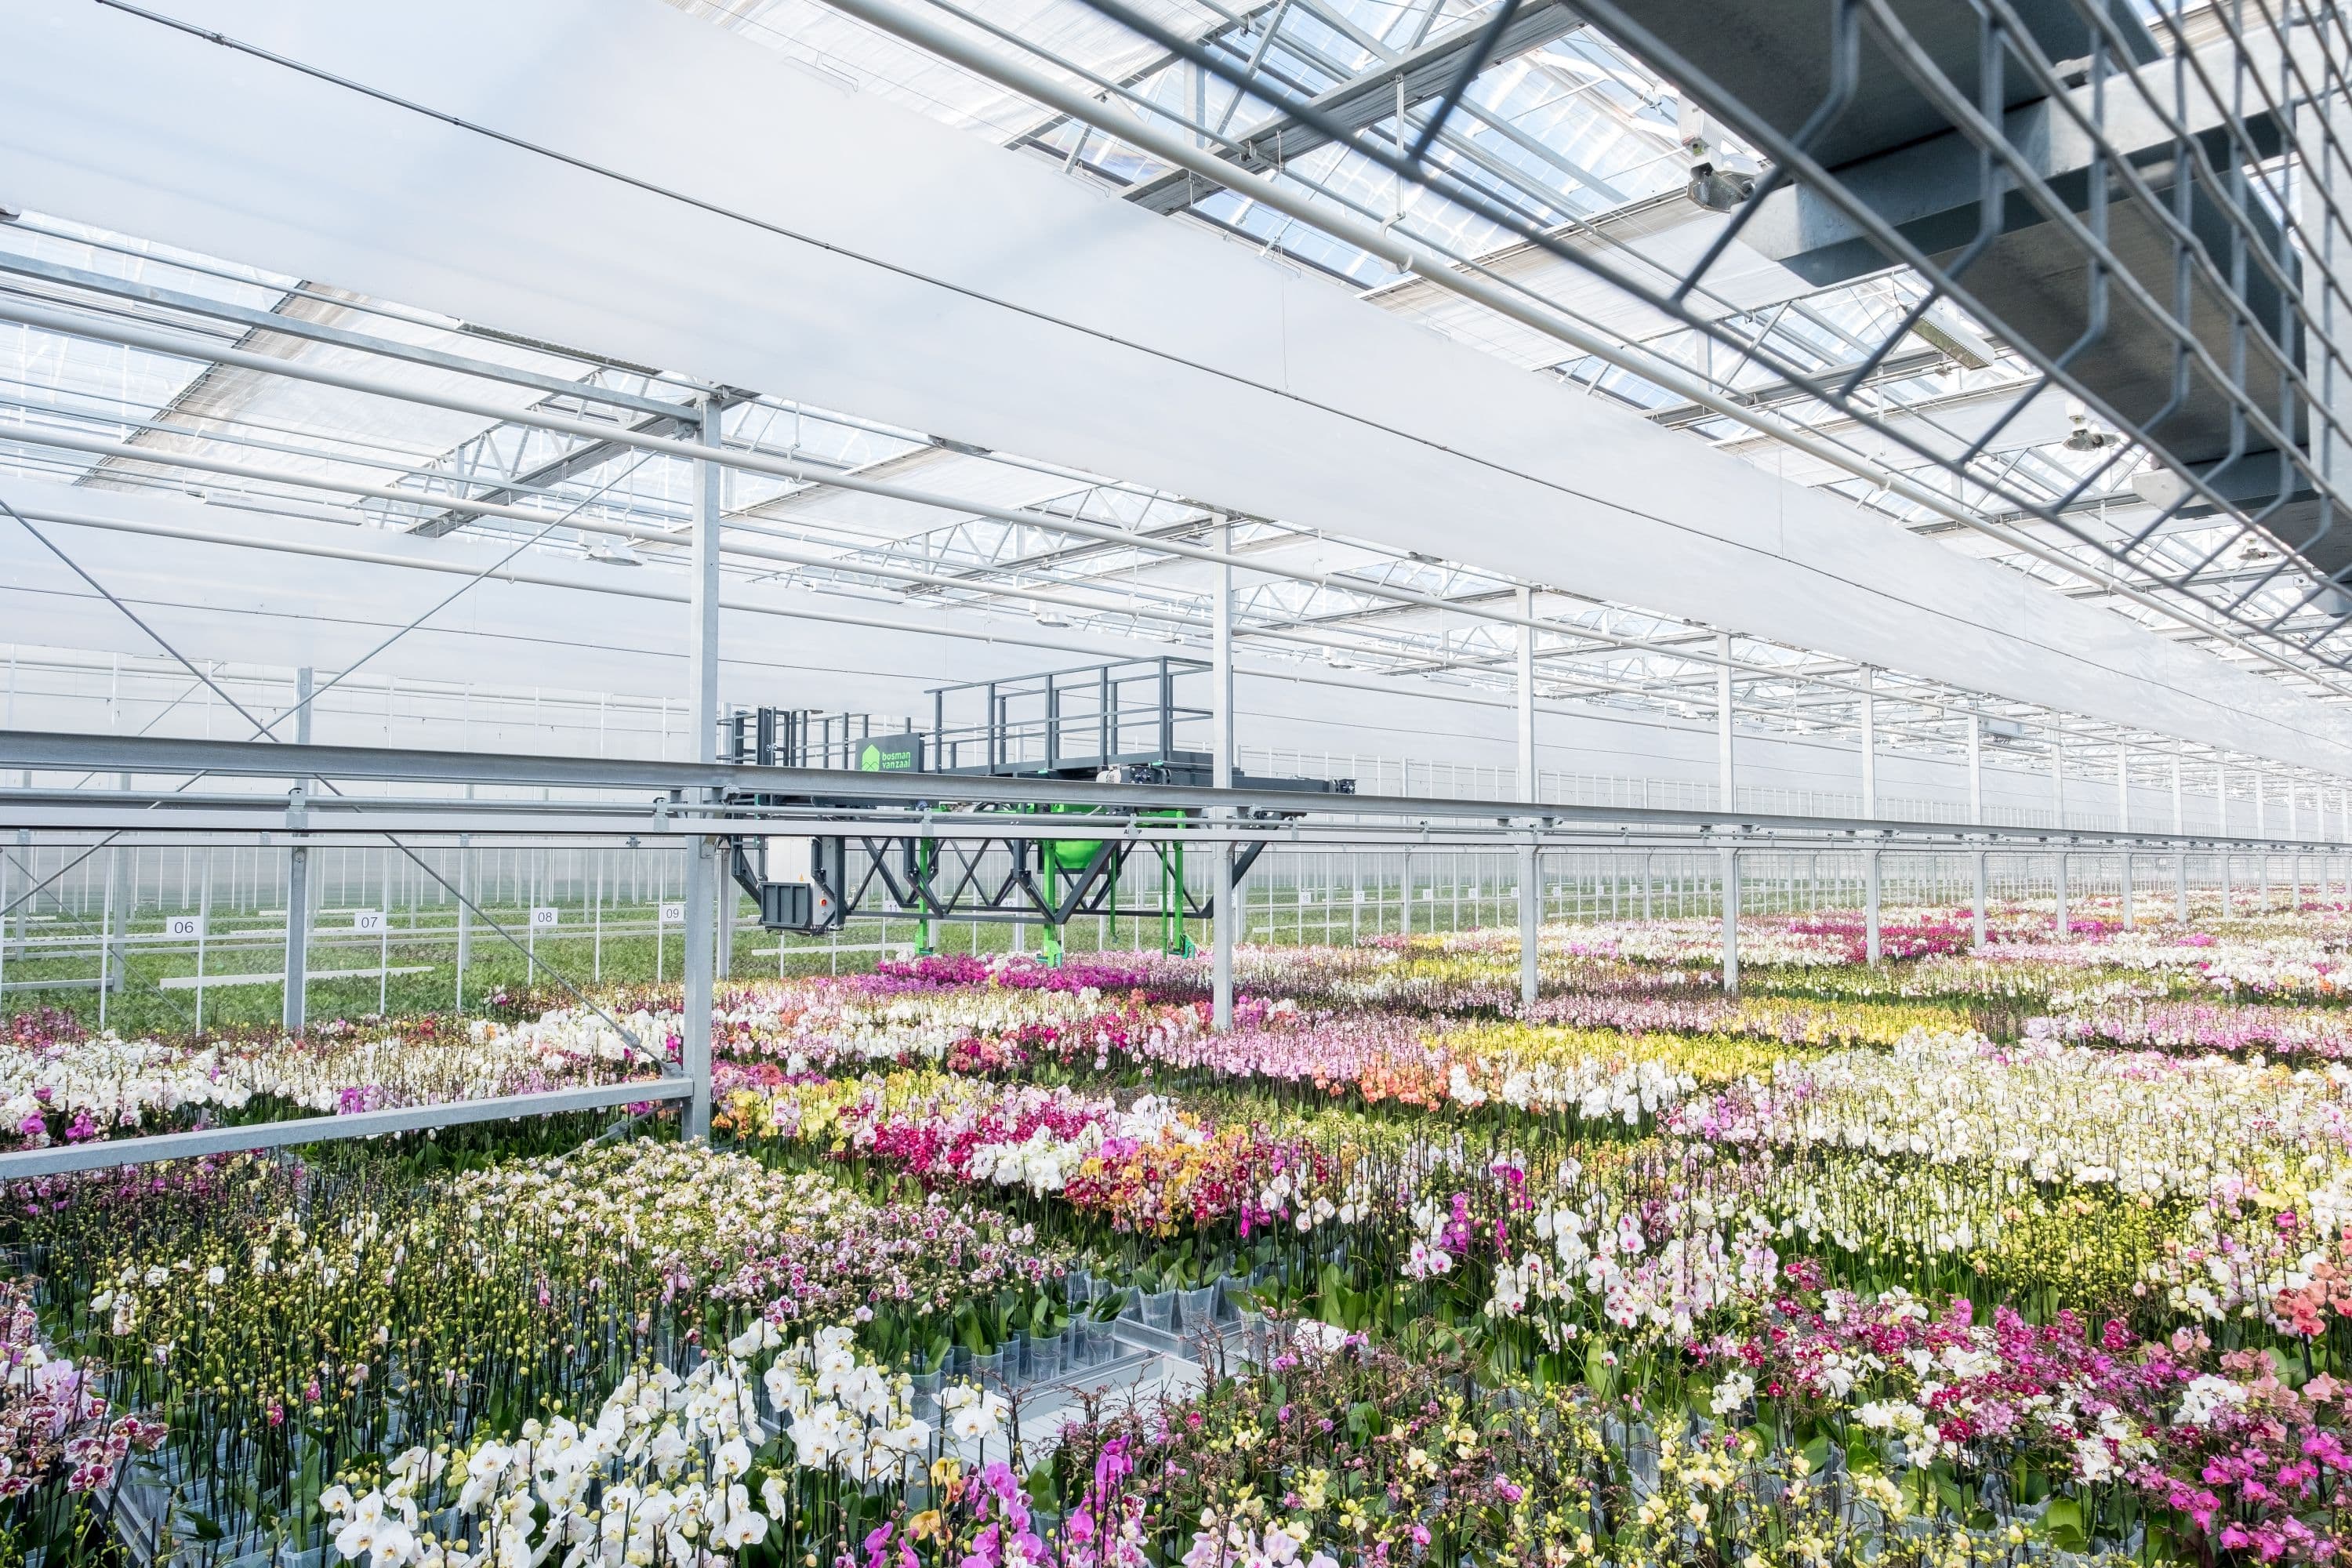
<box><xmin>1055</xmin><ymin>0</ymin><xmax>2352</xmax><ymax>669</ymax></box>
<box><xmin>926</xmin><ymin>655</ymin><xmax>1213</xmax><ymax>776</ymax></box>
<box><xmin>719</xmin><ymin>655</ymin><xmax>1345</xmax><ymax>935</ymax></box>
<box><xmin>727</xmin><ymin>822</ymin><xmax>1272</xmax><ymax>933</ymax></box>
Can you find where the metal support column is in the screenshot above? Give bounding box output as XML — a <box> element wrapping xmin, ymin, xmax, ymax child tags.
<box><xmin>2173</xmin><ymin>757</ymin><xmax>2188</xmax><ymax>920</ymax></box>
<box><xmin>2257</xmin><ymin>774</ymin><xmax>2270</xmax><ymax>909</ymax></box>
<box><xmin>7</xmin><ymin>827</ymin><xmax>21</xmax><ymax>965</ymax></box>
<box><xmin>1719</xmin><ymin>846</ymin><xmax>1740</xmax><ymax>996</ymax></box>
<box><xmin>681</xmin><ymin>837</ymin><xmax>717</xmax><ymax>1132</ymax></box>
<box><xmin>455</xmin><ymin>829</ymin><xmax>471</xmax><ymax>1011</ymax></box>
<box><xmin>104</xmin><ymin>829</ymin><xmax>127</xmax><ymax>995</ymax></box>
<box><xmin>1967</xmin><ymin>715</ymin><xmax>1983</xmax><ymax>822</ymax></box>
<box><xmin>96</xmin><ymin>843</ymin><xmax>118</xmax><ymax>1029</ymax></box>
<box><xmin>1864</xmin><ymin>847</ymin><xmax>1882</xmax><ymax>963</ymax></box>
<box><xmin>1519</xmin><ymin>837</ymin><xmax>1540</xmax><ymax>1006</ymax></box>
<box><xmin>194</xmin><ymin>855</ymin><xmax>211</xmax><ymax>1036</ymax></box>
<box><xmin>1859</xmin><ymin>667</ymin><xmax>1876</xmax><ymax>815</ymax></box>
<box><xmin>2291</xmin><ymin>783</ymin><xmax>2303</xmax><ymax>909</ymax></box>
<box><xmin>281</xmin><ymin>666</ymin><xmax>313</xmax><ymax>1033</ymax></box>
<box><xmin>2220</xmin><ymin>765</ymin><xmax>2234</xmax><ymax>916</ymax></box>
<box><xmin>680</xmin><ymin>399</ymin><xmax>724</xmax><ymax>1140</ymax></box>
<box><xmin>717</xmin><ymin>871</ymin><xmax>735</xmax><ymax>981</ymax></box>
<box><xmin>2292</xmin><ymin>783</ymin><xmax>2305</xmax><ymax>908</ymax></box>
<box><xmin>1212</xmin><ymin>523</ymin><xmax>1235</xmax><ymax>1032</ymax></box>
<box><xmin>2054</xmin><ymin>850</ymin><xmax>2069</xmax><ymax>939</ymax></box>
<box><xmin>1517</xmin><ymin>586</ymin><xmax>1538</xmax><ymax>1008</ymax></box>
<box><xmin>1860</xmin><ymin>670</ymin><xmax>1879</xmax><ymax>963</ymax></box>
<box><xmin>2117</xmin><ymin>746</ymin><xmax>2134</xmax><ymax>929</ymax></box>
<box><xmin>1971</xmin><ymin>848</ymin><xmax>1988</xmax><ymax>949</ymax></box>
<box><xmin>1715</xmin><ymin>633</ymin><xmax>1735</xmax><ymax>814</ymax></box>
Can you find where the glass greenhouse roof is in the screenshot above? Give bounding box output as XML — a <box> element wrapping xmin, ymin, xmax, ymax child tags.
<box><xmin>0</xmin><ymin>201</ymin><xmax>2297</xmax><ymax>793</ymax></box>
<box><xmin>0</xmin><ymin>0</ymin><xmax>2344</xmax><ymax>793</ymax></box>
<box><xmin>674</xmin><ymin>0</ymin><xmax>2352</xmax><ymax>696</ymax></box>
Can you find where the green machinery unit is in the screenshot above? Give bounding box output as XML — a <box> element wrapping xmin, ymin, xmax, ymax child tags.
<box><xmin>720</xmin><ymin>658</ymin><xmax>1349</xmax><ymax>961</ymax></box>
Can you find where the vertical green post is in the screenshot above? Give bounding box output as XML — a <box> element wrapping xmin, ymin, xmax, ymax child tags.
<box><xmin>1040</xmin><ymin>848</ymin><xmax>1065</xmax><ymax>967</ymax></box>
<box><xmin>915</xmin><ymin>837</ymin><xmax>938</xmax><ymax>956</ymax></box>
<box><xmin>1157</xmin><ymin>841</ymin><xmax>1193</xmax><ymax>956</ymax></box>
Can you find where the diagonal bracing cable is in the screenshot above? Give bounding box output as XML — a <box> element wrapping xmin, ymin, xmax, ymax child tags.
<box><xmin>0</xmin><ymin>495</ymin><xmax>658</xmax><ymax>1064</ymax></box>
<box><xmin>9</xmin><ymin>500</ymin><xmax>278</xmax><ymax>732</ymax></box>
<box><xmin>27</xmin><ymin>452</ymin><xmax>658</xmax><ymax>840</ymax></box>
<box><xmin>256</xmin><ymin>450</ymin><xmax>663</xmax><ymax>738</ymax></box>
<box><xmin>1</xmin><ymin>836</ymin><xmax>124</xmax><ymax>922</ymax></box>
<box><xmin>0</xmin><ymin>841</ymin><xmax>202</xmax><ymax>1031</ymax></box>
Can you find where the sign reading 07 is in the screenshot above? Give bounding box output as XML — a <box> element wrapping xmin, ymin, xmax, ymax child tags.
<box><xmin>856</xmin><ymin>734</ymin><xmax>925</xmax><ymax>774</ymax></box>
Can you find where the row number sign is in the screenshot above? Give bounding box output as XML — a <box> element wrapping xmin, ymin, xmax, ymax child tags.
<box><xmin>353</xmin><ymin>910</ymin><xmax>385</xmax><ymax>933</ymax></box>
<box><xmin>165</xmin><ymin>915</ymin><xmax>202</xmax><ymax>939</ymax></box>
<box><xmin>530</xmin><ymin>906</ymin><xmax>560</xmax><ymax>928</ymax></box>
<box><xmin>659</xmin><ymin>902</ymin><xmax>685</xmax><ymax>925</ymax></box>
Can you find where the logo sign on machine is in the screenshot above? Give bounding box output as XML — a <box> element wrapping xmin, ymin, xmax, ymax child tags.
<box><xmin>855</xmin><ymin>734</ymin><xmax>924</xmax><ymax>774</ymax></box>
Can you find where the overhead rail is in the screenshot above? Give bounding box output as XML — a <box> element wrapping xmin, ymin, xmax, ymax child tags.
<box><xmin>3</xmin><ymin>730</ymin><xmax>2343</xmax><ymax>853</ymax></box>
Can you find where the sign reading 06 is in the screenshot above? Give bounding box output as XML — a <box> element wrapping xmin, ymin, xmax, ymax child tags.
<box><xmin>856</xmin><ymin>734</ymin><xmax>925</xmax><ymax>773</ymax></box>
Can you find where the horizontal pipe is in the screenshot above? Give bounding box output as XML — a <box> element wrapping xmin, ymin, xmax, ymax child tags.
<box><xmin>0</xmin><ymin>250</ymin><xmax>692</xmax><ymax>419</ymax></box>
<box><xmin>4</xmin><ymin>797</ymin><xmax>2328</xmax><ymax>852</ymax></box>
<box><xmin>0</xmin><ymin>730</ymin><xmax>2336</xmax><ymax>850</ymax></box>
<box><xmin>0</xmin><ymin>1077</ymin><xmax>690</xmax><ymax>1179</ymax></box>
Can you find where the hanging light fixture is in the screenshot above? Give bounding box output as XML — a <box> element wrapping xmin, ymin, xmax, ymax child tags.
<box><xmin>2063</xmin><ymin>397</ymin><xmax>2118</xmax><ymax>452</ymax></box>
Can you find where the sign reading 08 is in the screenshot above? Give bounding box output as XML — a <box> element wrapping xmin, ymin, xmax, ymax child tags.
<box><xmin>856</xmin><ymin>734</ymin><xmax>925</xmax><ymax>774</ymax></box>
